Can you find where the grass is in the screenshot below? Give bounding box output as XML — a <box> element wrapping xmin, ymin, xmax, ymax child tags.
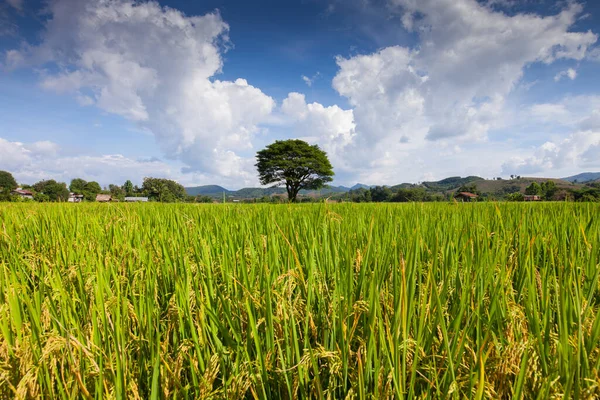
<box><xmin>0</xmin><ymin>202</ymin><xmax>599</xmax><ymax>399</ymax></box>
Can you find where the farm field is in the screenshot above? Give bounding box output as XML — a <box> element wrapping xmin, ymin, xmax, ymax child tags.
<box><xmin>1</xmin><ymin>202</ymin><xmax>599</xmax><ymax>399</ymax></box>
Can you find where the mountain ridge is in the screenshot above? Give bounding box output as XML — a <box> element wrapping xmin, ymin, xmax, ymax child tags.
<box><xmin>562</xmin><ymin>172</ymin><xmax>600</xmax><ymax>183</ymax></box>
<box><xmin>186</xmin><ymin>174</ymin><xmax>594</xmax><ymax>200</ymax></box>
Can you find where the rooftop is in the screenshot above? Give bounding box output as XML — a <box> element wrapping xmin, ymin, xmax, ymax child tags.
<box><xmin>456</xmin><ymin>192</ymin><xmax>478</xmax><ymax>198</ymax></box>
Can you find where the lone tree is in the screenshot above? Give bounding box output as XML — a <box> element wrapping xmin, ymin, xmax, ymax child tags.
<box><xmin>256</xmin><ymin>139</ymin><xmax>334</xmax><ymax>202</ymax></box>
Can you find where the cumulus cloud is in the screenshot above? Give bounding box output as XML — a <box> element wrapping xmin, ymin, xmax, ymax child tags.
<box><xmin>6</xmin><ymin>0</ymin><xmax>275</xmax><ymax>182</ymax></box>
<box><xmin>281</xmin><ymin>92</ymin><xmax>356</xmax><ymax>171</ymax></box>
<box><xmin>333</xmin><ymin>0</ymin><xmax>597</xmax><ymax>146</ymax></box>
<box><xmin>0</xmin><ymin>138</ymin><xmax>34</xmax><ymax>171</ymax></box>
<box><xmin>524</xmin><ymin>96</ymin><xmax>600</xmax><ymax>128</ymax></box>
<box><xmin>502</xmin><ymin>95</ymin><xmax>600</xmax><ymax>176</ymax></box>
<box><xmin>319</xmin><ymin>0</ymin><xmax>598</xmax><ymax>182</ymax></box>
<box><xmin>554</xmin><ymin>68</ymin><xmax>578</xmax><ymax>82</ymax></box>
<box><xmin>0</xmin><ymin>138</ymin><xmax>63</xmax><ymax>170</ymax></box>
<box><xmin>502</xmin><ymin>131</ymin><xmax>600</xmax><ymax>175</ymax></box>
<box><xmin>0</xmin><ymin>137</ymin><xmax>182</xmax><ymax>186</ymax></box>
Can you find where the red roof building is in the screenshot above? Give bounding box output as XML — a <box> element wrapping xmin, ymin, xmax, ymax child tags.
<box><xmin>454</xmin><ymin>192</ymin><xmax>479</xmax><ymax>202</ymax></box>
<box><xmin>11</xmin><ymin>189</ymin><xmax>34</xmax><ymax>199</ymax></box>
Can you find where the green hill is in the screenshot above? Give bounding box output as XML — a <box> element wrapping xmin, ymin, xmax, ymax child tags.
<box><xmin>186</xmin><ymin>185</ymin><xmax>231</xmax><ymax>196</ymax></box>
<box><xmin>421</xmin><ymin>176</ymin><xmax>484</xmax><ymax>191</ymax></box>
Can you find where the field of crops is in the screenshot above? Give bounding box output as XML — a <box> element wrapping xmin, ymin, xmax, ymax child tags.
<box><xmin>0</xmin><ymin>202</ymin><xmax>599</xmax><ymax>399</ymax></box>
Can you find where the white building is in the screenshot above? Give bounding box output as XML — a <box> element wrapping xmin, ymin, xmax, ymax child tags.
<box><xmin>68</xmin><ymin>193</ymin><xmax>84</xmax><ymax>203</ymax></box>
<box><xmin>124</xmin><ymin>197</ymin><xmax>149</xmax><ymax>202</ymax></box>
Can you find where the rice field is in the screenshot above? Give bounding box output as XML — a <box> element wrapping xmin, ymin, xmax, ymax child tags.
<box><xmin>0</xmin><ymin>202</ymin><xmax>599</xmax><ymax>399</ymax></box>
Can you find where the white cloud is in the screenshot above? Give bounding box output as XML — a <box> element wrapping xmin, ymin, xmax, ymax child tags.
<box><xmin>0</xmin><ymin>136</ymin><xmax>269</xmax><ymax>189</ymax></box>
<box><xmin>502</xmin><ymin>96</ymin><xmax>600</xmax><ymax>176</ymax></box>
<box><xmin>7</xmin><ymin>0</ymin><xmax>275</xmax><ymax>184</ymax></box>
<box><xmin>334</xmin><ymin>0</ymin><xmax>596</xmax><ymax>146</ymax></box>
<box><xmin>0</xmin><ymin>138</ymin><xmax>33</xmax><ymax>171</ymax></box>
<box><xmin>502</xmin><ymin>95</ymin><xmax>600</xmax><ymax>176</ymax></box>
<box><xmin>0</xmin><ymin>138</ymin><xmax>62</xmax><ymax>171</ymax></box>
<box><xmin>502</xmin><ymin>131</ymin><xmax>600</xmax><ymax>175</ymax></box>
<box><xmin>580</xmin><ymin>111</ymin><xmax>600</xmax><ymax>131</ymax></box>
<box><xmin>524</xmin><ymin>96</ymin><xmax>600</xmax><ymax>128</ymax></box>
<box><xmin>301</xmin><ymin>72</ymin><xmax>320</xmax><ymax>87</ymax></box>
<box><xmin>322</xmin><ymin>0</ymin><xmax>598</xmax><ymax>182</ymax></box>
<box><xmin>554</xmin><ymin>68</ymin><xmax>578</xmax><ymax>82</ymax></box>
<box><xmin>529</xmin><ymin>103</ymin><xmax>570</xmax><ymax>123</ymax></box>
<box><xmin>0</xmin><ymin>137</ymin><xmax>180</xmax><ymax>186</ymax></box>
<box><xmin>333</xmin><ymin>46</ymin><xmax>427</xmax><ymax>144</ymax></box>
<box><xmin>26</xmin><ymin>140</ymin><xmax>60</xmax><ymax>157</ymax></box>
<box><xmin>281</xmin><ymin>92</ymin><xmax>356</xmax><ymax>171</ymax></box>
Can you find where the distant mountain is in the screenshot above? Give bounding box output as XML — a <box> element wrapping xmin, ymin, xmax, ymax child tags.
<box><xmin>390</xmin><ymin>183</ymin><xmax>419</xmax><ymax>190</ymax></box>
<box><xmin>186</xmin><ymin>185</ymin><xmax>231</xmax><ymax>196</ymax></box>
<box><xmin>185</xmin><ymin>175</ymin><xmax>587</xmax><ymax>200</ymax></box>
<box><xmin>562</xmin><ymin>172</ymin><xmax>600</xmax><ymax>183</ymax></box>
<box><xmin>235</xmin><ymin>187</ymin><xmax>286</xmax><ymax>198</ymax></box>
<box><xmin>351</xmin><ymin>183</ymin><xmax>372</xmax><ymax>190</ymax></box>
<box><xmin>185</xmin><ymin>184</ymin><xmax>353</xmax><ymax>199</ymax></box>
<box><xmin>421</xmin><ymin>176</ymin><xmax>484</xmax><ymax>191</ymax></box>
<box><xmin>300</xmin><ymin>186</ymin><xmax>350</xmax><ymax>196</ymax></box>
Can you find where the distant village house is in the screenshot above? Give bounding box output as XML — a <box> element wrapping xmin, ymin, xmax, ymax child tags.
<box><xmin>96</xmin><ymin>194</ymin><xmax>112</xmax><ymax>202</ymax></box>
<box><xmin>454</xmin><ymin>192</ymin><xmax>478</xmax><ymax>202</ymax></box>
<box><xmin>11</xmin><ymin>189</ymin><xmax>34</xmax><ymax>200</ymax></box>
<box><xmin>524</xmin><ymin>195</ymin><xmax>541</xmax><ymax>201</ymax></box>
<box><xmin>68</xmin><ymin>193</ymin><xmax>84</xmax><ymax>203</ymax></box>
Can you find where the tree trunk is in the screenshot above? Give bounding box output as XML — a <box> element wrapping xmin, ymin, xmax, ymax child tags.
<box><xmin>286</xmin><ymin>184</ymin><xmax>300</xmax><ymax>202</ymax></box>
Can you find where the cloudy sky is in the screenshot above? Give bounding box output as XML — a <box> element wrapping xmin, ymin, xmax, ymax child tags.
<box><xmin>1</xmin><ymin>0</ymin><xmax>600</xmax><ymax>188</ymax></box>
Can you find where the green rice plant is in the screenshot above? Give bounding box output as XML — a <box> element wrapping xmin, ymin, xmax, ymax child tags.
<box><xmin>0</xmin><ymin>202</ymin><xmax>598</xmax><ymax>399</ymax></box>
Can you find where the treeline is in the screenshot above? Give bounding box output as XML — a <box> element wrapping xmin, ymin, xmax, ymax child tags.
<box><xmin>341</xmin><ymin>186</ymin><xmax>448</xmax><ymax>203</ymax></box>
<box><xmin>332</xmin><ymin>183</ymin><xmax>479</xmax><ymax>203</ymax></box>
<box><xmin>507</xmin><ymin>181</ymin><xmax>600</xmax><ymax>202</ymax></box>
<box><xmin>332</xmin><ymin>180</ymin><xmax>600</xmax><ymax>203</ymax></box>
<box><xmin>3</xmin><ymin>169</ymin><xmax>600</xmax><ymax>204</ymax></box>
<box><xmin>0</xmin><ymin>171</ymin><xmax>214</xmax><ymax>203</ymax></box>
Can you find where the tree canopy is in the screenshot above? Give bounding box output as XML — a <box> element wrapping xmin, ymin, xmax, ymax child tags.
<box><xmin>69</xmin><ymin>178</ymin><xmax>87</xmax><ymax>193</ymax></box>
<box><xmin>457</xmin><ymin>183</ymin><xmax>480</xmax><ymax>195</ymax></box>
<box><xmin>109</xmin><ymin>184</ymin><xmax>126</xmax><ymax>201</ymax></box>
<box><xmin>142</xmin><ymin>177</ymin><xmax>186</xmax><ymax>202</ymax></box>
<box><xmin>69</xmin><ymin>178</ymin><xmax>102</xmax><ymax>201</ymax></box>
<box><xmin>525</xmin><ymin>182</ymin><xmax>542</xmax><ymax>196</ymax></box>
<box><xmin>123</xmin><ymin>180</ymin><xmax>134</xmax><ymax>196</ymax></box>
<box><xmin>32</xmin><ymin>180</ymin><xmax>70</xmax><ymax>202</ymax></box>
<box><xmin>255</xmin><ymin>139</ymin><xmax>334</xmax><ymax>202</ymax></box>
<box><xmin>0</xmin><ymin>171</ymin><xmax>17</xmax><ymax>194</ymax></box>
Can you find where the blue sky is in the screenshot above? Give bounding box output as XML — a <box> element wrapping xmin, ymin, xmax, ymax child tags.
<box><xmin>1</xmin><ymin>0</ymin><xmax>600</xmax><ymax>188</ymax></box>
